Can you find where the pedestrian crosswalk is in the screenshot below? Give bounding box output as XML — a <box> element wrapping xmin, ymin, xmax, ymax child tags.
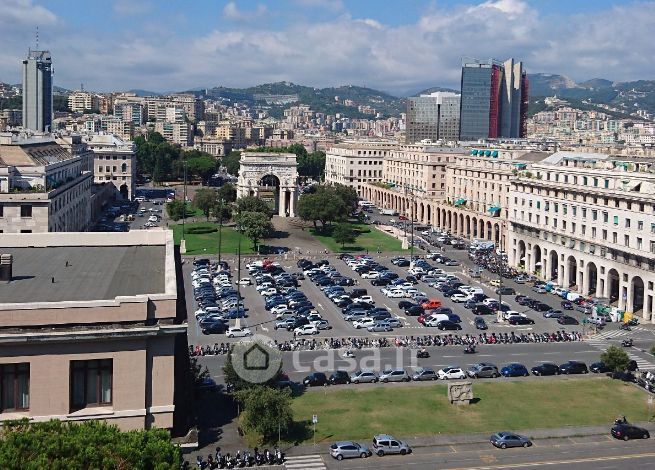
<box><xmin>585</xmin><ymin>331</ymin><xmax>655</xmax><ymax>371</ymax></box>
<box><xmin>285</xmin><ymin>454</ymin><xmax>326</xmax><ymax>469</ymax></box>
<box><xmin>589</xmin><ymin>326</ymin><xmax>650</xmax><ymax>340</ymax></box>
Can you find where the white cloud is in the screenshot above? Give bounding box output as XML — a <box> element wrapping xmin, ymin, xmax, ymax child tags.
<box><xmin>292</xmin><ymin>0</ymin><xmax>344</xmax><ymax>11</ymax></box>
<box><xmin>222</xmin><ymin>1</ymin><xmax>268</xmax><ymax>21</ymax></box>
<box><xmin>0</xmin><ymin>1</ymin><xmax>653</xmax><ymax>95</ymax></box>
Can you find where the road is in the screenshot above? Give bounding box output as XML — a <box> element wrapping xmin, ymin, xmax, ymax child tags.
<box><xmin>318</xmin><ymin>437</ymin><xmax>655</xmax><ymax>469</ymax></box>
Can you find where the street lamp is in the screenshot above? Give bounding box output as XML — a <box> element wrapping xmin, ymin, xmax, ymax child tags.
<box><xmin>217</xmin><ymin>198</ymin><xmax>224</xmax><ymax>265</ymax></box>
<box><xmin>235</xmin><ymin>212</ymin><xmax>243</xmax><ymax>314</ymax></box>
<box><xmin>181</xmin><ymin>159</ymin><xmax>188</xmax><ymax>254</ymax></box>
<box><xmin>403</xmin><ymin>185</ymin><xmax>415</xmax><ymax>259</ymax></box>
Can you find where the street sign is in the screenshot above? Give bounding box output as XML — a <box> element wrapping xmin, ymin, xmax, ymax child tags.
<box><xmin>312</xmin><ymin>414</ymin><xmax>318</xmax><ymax>424</ymax></box>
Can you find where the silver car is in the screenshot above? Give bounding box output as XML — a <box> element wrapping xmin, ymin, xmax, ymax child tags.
<box><xmin>372</xmin><ymin>434</ymin><xmax>412</xmax><ymax>457</ymax></box>
<box><xmin>351</xmin><ymin>370</ymin><xmax>378</xmax><ymax>384</ymax></box>
<box><xmin>367</xmin><ymin>321</ymin><xmax>392</xmax><ymax>332</ymax></box>
<box><xmin>329</xmin><ymin>441</ymin><xmax>372</xmax><ymax>460</ymax></box>
<box><xmin>411</xmin><ymin>367</ymin><xmax>437</xmax><ymax>381</ymax></box>
<box><xmin>379</xmin><ymin>369</ymin><xmax>410</xmax><ymax>383</ymax></box>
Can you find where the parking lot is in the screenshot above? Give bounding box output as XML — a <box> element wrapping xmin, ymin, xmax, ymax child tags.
<box><xmin>91</xmin><ymin>186</ymin><xmax>174</xmax><ymax>232</ymax></box>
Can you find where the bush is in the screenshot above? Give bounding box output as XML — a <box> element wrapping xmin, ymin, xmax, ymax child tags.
<box><xmin>186</xmin><ymin>226</ymin><xmax>218</xmax><ymax>234</ymax></box>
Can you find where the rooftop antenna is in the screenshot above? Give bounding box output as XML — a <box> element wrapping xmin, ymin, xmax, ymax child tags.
<box><xmin>81</xmin><ymin>82</ymin><xmax>84</xmax><ymax>92</ymax></box>
<box><xmin>35</xmin><ymin>26</ymin><xmax>39</xmax><ymax>50</ymax></box>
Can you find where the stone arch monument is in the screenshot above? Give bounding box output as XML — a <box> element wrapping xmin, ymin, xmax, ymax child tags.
<box><xmin>236</xmin><ymin>152</ymin><xmax>298</xmax><ymax>217</ymax></box>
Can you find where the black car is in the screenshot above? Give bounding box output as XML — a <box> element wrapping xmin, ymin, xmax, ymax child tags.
<box><xmin>437</xmin><ymin>320</ymin><xmax>462</xmax><ymax>331</ymax></box>
<box><xmin>590</xmin><ymin>361</ymin><xmax>611</xmax><ymax>373</ymax></box>
<box><xmin>517</xmin><ymin>297</ymin><xmax>535</xmax><ymax>307</ymax></box>
<box><xmin>508</xmin><ymin>316</ymin><xmax>535</xmax><ymax>325</ymax></box>
<box><xmin>611</xmin><ymin>423</ymin><xmax>650</xmax><ymax>441</ymax></box>
<box><xmin>405</xmin><ymin>306</ymin><xmax>424</xmax><ymax>316</ymax></box>
<box><xmin>557</xmin><ymin>315</ymin><xmax>579</xmax><ymax>325</ymax></box>
<box><xmin>496</xmin><ymin>287</ymin><xmax>516</xmax><ymax>295</ymax></box>
<box><xmin>561</xmin><ymin>300</ymin><xmax>574</xmax><ymax>310</ymax></box>
<box><xmin>201</xmin><ymin>322</ymin><xmax>229</xmax><ymax>335</ymax></box>
<box><xmin>371</xmin><ymin>278</ymin><xmax>391</xmax><ymax>286</ymax></box>
<box><xmin>398</xmin><ymin>300</ymin><xmax>415</xmax><ymax>310</ymax></box>
<box><xmin>531</xmin><ymin>363</ymin><xmax>560</xmax><ymax>376</ymax></box>
<box><xmin>475</xmin><ymin>317</ymin><xmax>488</xmax><ymax>330</ymax></box>
<box><xmin>473</xmin><ymin>305</ymin><xmax>493</xmax><ymax>315</ymax></box>
<box><xmin>533</xmin><ymin>303</ymin><xmax>552</xmax><ymax>312</ymax></box>
<box><xmin>288</xmin><ymin>317</ymin><xmax>310</xmax><ymax>331</ymax></box>
<box><xmin>328</xmin><ymin>370</ymin><xmax>351</xmax><ymax>385</ymax></box>
<box><xmin>559</xmin><ymin>361</ymin><xmax>588</xmax><ymax>375</ymax></box>
<box><xmin>463</xmin><ymin>300</ymin><xmax>477</xmax><ymax>309</ymax></box>
<box><xmin>303</xmin><ymin>372</ymin><xmax>329</xmax><ymax>387</ymax></box>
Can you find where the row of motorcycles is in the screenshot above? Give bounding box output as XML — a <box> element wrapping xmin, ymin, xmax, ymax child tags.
<box><xmin>189</xmin><ymin>344</ymin><xmax>230</xmax><ymax>357</ymax></box>
<box><xmin>193</xmin><ymin>447</ymin><xmax>284</xmax><ymax>468</ymax></box>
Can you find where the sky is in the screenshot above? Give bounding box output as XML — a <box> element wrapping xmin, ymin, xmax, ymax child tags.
<box><xmin>0</xmin><ymin>0</ymin><xmax>652</xmax><ymax>96</ymax></box>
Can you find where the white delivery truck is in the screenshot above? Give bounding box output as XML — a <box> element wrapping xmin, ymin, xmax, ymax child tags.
<box><xmin>380</xmin><ymin>209</ymin><xmax>398</xmax><ymax>216</ymax></box>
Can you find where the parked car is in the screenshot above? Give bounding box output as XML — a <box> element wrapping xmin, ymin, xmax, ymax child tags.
<box><xmin>371</xmin><ymin>434</ymin><xmax>411</xmax><ymax>457</ymax></box>
<box><xmin>474</xmin><ymin>317</ymin><xmax>488</xmax><ymax>330</ymax></box>
<box><xmin>508</xmin><ymin>316</ymin><xmax>535</xmax><ymax>325</ymax></box>
<box><xmin>557</xmin><ymin>315</ymin><xmax>579</xmax><ymax>325</ymax></box>
<box><xmin>226</xmin><ymin>326</ymin><xmax>251</xmax><ymax>338</ymax></box>
<box><xmin>411</xmin><ymin>367</ymin><xmax>438</xmax><ymax>381</ymax></box>
<box><xmin>467</xmin><ymin>363</ymin><xmax>500</xmax><ymax>379</ymax></box>
<box><xmin>531</xmin><ymin>363</ymin><xmax>561</xmax><ymax>376</ymax></box>
<box><xmin>559</xmin><ymin>361</ymin><xmax>588</xmax><ymax>375</ymax></box>
<box><xmin>611</xmin><ymin>423</ymin><xmax>650</xmax><ymax>441</ymax></box>
<box><xmin>303</xmin><ymin>372</ymin><xmax>328</xmax><ymax>387</ymax></box>
<box><xmin>330</xmin><ymin>441</ymin><xmax>372</xmax><ymax>460</ymax></box>
<box><xmin>590</xmin><ymin>361</ymin><xmax>611</xmax><ymax>373</ymax></box>
<box><xmin>501</xmin><ymin>363</ymin><xmax>529</xmax><ymax>377</ymax></box>
<box><xmin>438</xmin><ymin>366</ymin><xmax>466</xmax><ymax>380</ymax></box>
<box><xmin>379</xmin><ymin>369</ymin><xmax>411</xmax><ymax>383</ymax></box>
<box><xmin>351</xmin><ymin>370</ymin><xmax>378</xmax><ymax>384</ymax></box>
<box><xmin>328</xmin><ymin>370</ymin><xmax>351</xmax><ymax>385</ymax></box>
<box><xmin>437</xmin><ymin>320</ymin><xmax>462</xmax><ymax>331</ymax></box>
<box><xmin>496</xmin><ymin>287</ymin><xmax>516</xmax><ymax>295</ymax></box>
<box><xmin>490</xmin><ymin>432</ymin><xmax>532</xmax><ymax>449</ymax></box>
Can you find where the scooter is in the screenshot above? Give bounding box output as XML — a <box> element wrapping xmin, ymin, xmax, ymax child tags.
<box><xmin>620</xmin><ymin>323</ymin><xmax>631</xmax><ymax>331</ymax></box>
<box><xmin>417</xmin><ymin>349</ymin><xmax>430</xmax><ymax>358</ymax></box>
<box><xmin>274</xmin><ymin>447</ymin><xmax>284</xmax><ymax>465</ymax></box>
<box><xmin>463</xmin><ymin>345</ymin><xmax>476</xmax><ymax>354</ymax></box>
<box><xmin>344</xmin><ymin>350</ymin><xmax>355</xmax><ymax>358</ymax></box>
<box><xmin>621</xmin><ymin>339</ymin><xmax>633</xmax><ymax>347</ymax></box>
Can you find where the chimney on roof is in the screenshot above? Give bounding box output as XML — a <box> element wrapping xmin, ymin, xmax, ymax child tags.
<box><xmin>0</xmin><ymin>254</ymin><xmax>12</xmax><ymax>283</ymax></box>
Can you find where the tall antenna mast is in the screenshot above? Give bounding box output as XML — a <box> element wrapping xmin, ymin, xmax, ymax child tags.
<box><xmin>36</xmin><ymin>26</ymin><xmax>39</xmax><ymax>50</ymax></box>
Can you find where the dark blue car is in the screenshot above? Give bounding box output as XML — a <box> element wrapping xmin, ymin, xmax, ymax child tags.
<box><xmin>501</xmin><ymin>363</ymin><xmax>529</xmax><ymax>377</ymax></box>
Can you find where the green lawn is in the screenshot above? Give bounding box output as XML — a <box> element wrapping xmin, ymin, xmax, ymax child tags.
<box><xmin>310</xmin><ymin>223</ymin><xmax>406</xmax><ymax>253</ymax></box>
<box><xmin>172</xmin><ymin>222</ymin><xmax>255</xmax><ymax>255</ymax></box>
<box><xmin>289</xmin><ymin>379</ymin><xmax>651</xmax><ymax>443</ymax></box>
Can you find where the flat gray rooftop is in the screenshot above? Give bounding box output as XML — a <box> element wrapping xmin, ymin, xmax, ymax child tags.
<box><xmin>0</xmin><ymin>245</ymin><xmax>166</xmax><ymax>303</ymax></box>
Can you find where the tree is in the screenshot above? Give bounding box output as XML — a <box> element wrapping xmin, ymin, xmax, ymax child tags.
<box><xmin>601</xmin><ymin>345</ymin><xmax>631</xmax><ymax>372</ymax></box>
<box><xmin>0</xmin><ymin>419</ymin><xmax>180</xmax><ymax>468</ymax></box>
<box><xmin>222</xmin><ymin>151</ymin><xmax>241</xmax><ymax>176</ymax></box>
<box><xmin>185</xmin><ymin>154</ymin><xmax>218</xmax><ymax>183</ymax></box>
<box><xmin>223</xmin><ymin>347</ymin><xmax>282</xmax><ymax>392</ymax></box>
<box><xmin>193</xmin><ymin>188</ymin><xmax>218</xmax><ymax>220</ymax></box>
<box><xmin>297</xmin><ymin>187</ymin><xmax>346</xmax><ymax>230</ymax></box>
<box><xmin>235</xmin><ymin>386</ymin><xmax>293</xmax><ymax>443</ymax></box>
<box><xmin>236</xmin><ymin>196</ymin><xmax>273</xmax><ymax>217</ymax></box>
<box><xmin>333</xmin><ymin>183</ymin><xmax>359</xmax><ymax>214</ymax></box>
<box><xmin>236</xmin><ymin>211</ymin><xmax>274</xmax><ymax>251</ymax></box>
<box><xmin>332</xmin><ymin>223</ymin><xmax>357</xmax><ymax>248</ymax></box>
<box><xmin>217</xmin><ymin>183</ymin><xmax>237</xmax><ymax>203</ymax></box>
<box><xmin>165</xmin><ymin>199</ymin><xmax>186</xmax><ymax>221</ymax></box>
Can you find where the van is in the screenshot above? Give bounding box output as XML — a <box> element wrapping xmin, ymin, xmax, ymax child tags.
<box><xmin>426</xmin><ymin>313</ymin><xmax>450</xmax><ymax>324</ymax></box>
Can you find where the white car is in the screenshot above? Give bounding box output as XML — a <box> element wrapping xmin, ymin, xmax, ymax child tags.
<box><xmin>451</xmin><ymin>293</ymin><xmax>473</xmax><ymax>303</ymax></box>
<box><xmin>403</xmin><ymin>288</ymin><xmax>419</xmax><ymax>297</ymax></box>
<box><xmin>313</xmin><ymin>319</ymin><xmax>332</xmax><ymax>330</ymax></box>
<box><xmin>148</xmin><ymin>215</ymin><xmax>158</xmax><ymax>223</ymax></box>
<box><xmin>353</xmin><ymin>318</ymin><xmax>376</xmax><ymax>329</ymax></box>
<box><xmin>482</xmin><ymin>298</ymin><xmax>499</xmax><ymax>306</ymax></box>
<box><xmin>270</xmin><ymin>304</ymin><xmax>289</xmax><ymax>315</ymax></box>
<box><xmin>255</xmin><ymin>283</ymin><xmax>274</xmax><ymax>292</ymax></box>
<box><xmin>237</xmin><ymin>278</ymin><xmax>252</xmax><ymax>286</ymax></box>
<box><xmin>503</xmin><ymin>311</ymin><xmax>525</xmax><ymax>321</ymax></box>
<box><xmin>260</xmin><ymin>288</ymin><xmax>278</xmax><ymax>297</ymax></box>
<box><xmin>361</xmin><ymin>271</ymin><xmax>381</xmax><ymax>279</ymax></box>
<box><xmin>358</xmin><ymin>295</ymin><xmax>375</xmax><ymax>303</ymax></box>
<box><xmin>438</xmin><ymin>366</ymin><xmax>466</xmax><ymax>380</ymax></box>
<box><xmin>227</xmin><ymin>327</ymin><xmax>252</xmax><ymax>338</ymax></box>
<box><xmin>423</xmin><ymin>316</ymin><xmax>441</xmax><ymax>327</ymax></box>
<box><xmin>386</xmin><ymin>290</ymin><xmax>406</xmax><ymax>298</ymax></box>
<box><xmin>294</xmin><ymin>324</ymin><xmax>319</xmax><ymax>336</ymax></box>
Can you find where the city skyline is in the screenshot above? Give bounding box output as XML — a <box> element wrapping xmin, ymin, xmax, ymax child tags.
<box><xmin>0</xmin><ymin>0</ymin><xmax>653</xmax><ymax>95</ymax></box>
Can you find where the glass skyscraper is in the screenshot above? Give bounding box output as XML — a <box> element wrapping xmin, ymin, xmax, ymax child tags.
<box><xmin>22</xmin><ymin>50</ymin><xmax>53</xmax><ymax>132</ymax></box>
<box><xmin>406</xmin><ymin>92</ymin><xmax>461</xmax><ymax>144</ymax></box>
<box><xmin>459</xmin><ymin>58</ymin><xmax>528</xmax><ymax>141</ymax></box>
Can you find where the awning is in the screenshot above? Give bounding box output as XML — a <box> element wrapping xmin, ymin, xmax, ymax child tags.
<box><xmin>455</xmin><ymin>198</ymin><xmax>467</xmax><ymax>206</ymax></box>
<box><xmin>487</xmin><ymin>205</ymin><xmax>501</xmax><ymax>214</ymax></box>
<box><xmin>491</xmin><ymin>150</ymin><xmax>499</xmax><ymax>157</ymax></box>
<box><xmin>471</xmin><ymin>149</ymin><xmax>478</xmax><ymax>155</ymax></box>
<box><xmin>484</xmin><ymin>150</ymin><xmax>492</xmax><ymax>157</ymax></box>
<box><xmin>513</xmin><ymin>162</ymin><xmax>527</xmax><ymax>169</ymax></box>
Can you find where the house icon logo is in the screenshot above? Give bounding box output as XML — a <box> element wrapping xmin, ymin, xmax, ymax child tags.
<box><xmin>244</xmin><ymin>343</ymin><xmax>269</xmax><ymax>371</ymax></box>
<box><xmin>230</xmin><ymin>334</ymin><xmax>281</xmax><ymax>384</ymax></box>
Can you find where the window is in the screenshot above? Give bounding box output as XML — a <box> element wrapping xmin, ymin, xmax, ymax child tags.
<box><xmin>604</xmin><ymin>179</ymin><xmax>609</xmax><ymax>189</ymax></box>
<box><xmin>613</xmin><ymin>215</ymin><xmax>619</xmax><ymax>226</ymax></box>
<box><xmin>0</xmin><ymin>205</ymin><xmax>3</xmax><ymax>217</ymax></box>
<box><xmin>592</xmin><ymin>227</ymin><xmax>597</xmax><ymax>238</ymax></box>
<box><xmin>624</xmin><ymin>235</ymin><xmax>629</xmax><ymax>247</ymax></box>
<box><xmin>602</xmin><ymin>229</ymin><xmax>607</xmax><ymax>240</ymax></box>
<box><xmin>581</xmin><ymin>225</ymin><xmax>586</xmax><ymax>235</ymax></box>
<box><xmin>70</xmin><ymin>359</ymin><xmax>112</xmax><ymax>410</ymax></box>
<box><xmin>652</xmin><ymin>241</ymin><xmax>655</xmax><ymax>254</ymax></box>
<box><xmin>20</xmin><ymin>205</ymin><xmax>32</xmax><ymax>218</ymax></box>
<box><xmin>638</xmin><ymin>221</ymin><xmax>643</xmax><ymax>230</ymax></box>
<box><xmin>1</xmin><ymin>363</ymin><xmax>29</xmax><ymax>411</ymax></box>
<box><xmin>536</xmin><ymin>201</ymin><xmax>541</xmax><ymax>209</ymax></box>
<box><xmin>593</xmin><ymin>178</ymin><xmax>598</xmax><ymax>187</ymax></box>
<box><xmin>625</xmin><ymin>219</ymin><xmax>631</xmax><ymax>228</ymax></box>
<box><xmin>603</xmin><ymin>212</ymin><xmax>608</xmax><ymax>223</ymax></box>
<box><xmin>637</xmin><ymin>238</ymin><xmax>643</xmax><ymax>249</ymax></box>
<box><xmin>582</xmin><ymin>208</ymin><xmax>587</xmax><ymax>219</ymax></box>
<box><xmin>592</xmin><ymin>210</ymin><xmax>598</xmax><ymax>221</ymax></box>
<box><xmin>613</xmin><ymin>232</ymin><xmax>618</xmax><ymax>244</ymax></box>
<box><xmin>20</xmin><ymin>230</ymin><xmax>32</xmax><ymax>233</ymax></box>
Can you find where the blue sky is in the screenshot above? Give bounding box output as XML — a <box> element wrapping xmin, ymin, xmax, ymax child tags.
<box><xmin>0</xmin><ymin>0</ymin><xmax>652</xmax><ymax>95</ymax></box>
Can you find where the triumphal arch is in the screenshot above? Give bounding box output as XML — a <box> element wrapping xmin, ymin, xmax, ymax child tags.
<box><xmin>236</xmin><ymin>152</ymin><xmax>298</xmax><ymax>217</ymax></box>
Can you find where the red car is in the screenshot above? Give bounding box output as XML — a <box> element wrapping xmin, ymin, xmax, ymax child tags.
<box><xmin>398</xmin><ymin>215</ymin><xmax>408</xmax><ymax>220</ymax></box>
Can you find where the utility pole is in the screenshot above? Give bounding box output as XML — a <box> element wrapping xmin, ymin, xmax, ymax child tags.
<box><xmin>497</xmin><ymin>250</ymin><xmax>504</xmax><ymax>323</ymax></box>
<box><xmin>236</xmin><ymin>212</ymin><xmax>242</xmax><ymax>314</ymax></box>
<box><xmin>181</xmin><ymin>159</ymin><xmax>188</xmax><ymax>254</ymax></box>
